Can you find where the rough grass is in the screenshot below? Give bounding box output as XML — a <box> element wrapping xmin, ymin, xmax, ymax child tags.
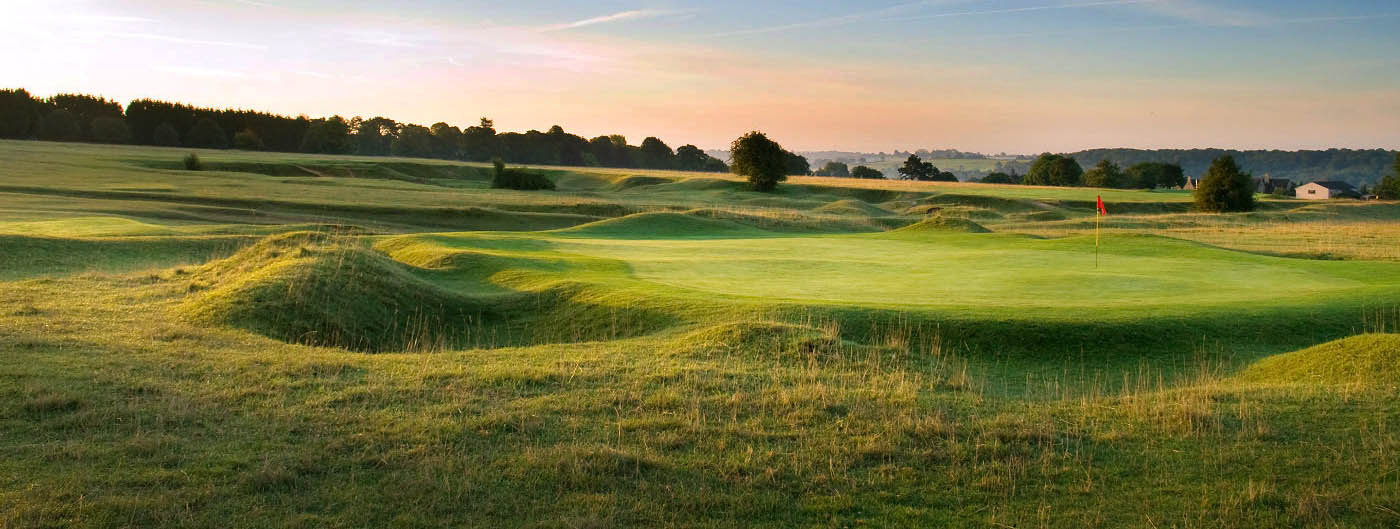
<box><xmin>1236</xmin><ymin>334</ymin><xmax>1400</xmax><ymax>387</ymax></box>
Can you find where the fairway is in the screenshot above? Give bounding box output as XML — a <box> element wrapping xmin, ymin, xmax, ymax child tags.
<box><xmin>534</xmin><ymin>233</ymin><xmax>1390</xmax><ymax>310</ymax></box>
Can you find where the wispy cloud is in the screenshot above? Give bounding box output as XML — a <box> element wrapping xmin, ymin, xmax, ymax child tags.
<box><xmin>1136</xmin><ymin>0</ymin><xmax>1277</xmax><ymax>27</ymax></box>
<box><xmin>540</xmin><ymin>9</ymin><xmax>685</xmax><ymax>32</ymax></box>
<box><xmin>157</xmin><ymin>65</ymin><xmax>248</xmax><ymax>79</ymax></box>
<box><xmin>108</xmin><ymin>32</ymin><xmax>267</xmax><ymax>50</ymax></box>
<box><xmin>703</xmin><ymin>0</ymin><xmax>981</xmax><ymax>38</ymax></box>
<box><xmin>892</xmin><ymin>0</ymin><xmax>1160</xmax><ymax>23</ymax></box>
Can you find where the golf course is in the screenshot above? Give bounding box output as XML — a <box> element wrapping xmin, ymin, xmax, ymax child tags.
<box><xmin>3</xmin><ymin>140</ymin><xmax>1399</xmax><ymax>527</ymax></box>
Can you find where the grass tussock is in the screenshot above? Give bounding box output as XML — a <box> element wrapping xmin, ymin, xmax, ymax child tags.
<box><xmin>179</xmin><ymin>231</ymin><xmax>493</xmax><ymax>352</ymax></box>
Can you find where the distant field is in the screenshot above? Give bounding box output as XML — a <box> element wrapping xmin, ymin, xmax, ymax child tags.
<box><xmin>3</xmin><ymin>140</ymin><xmax>1400</xmax><ymax>528</ymax></box>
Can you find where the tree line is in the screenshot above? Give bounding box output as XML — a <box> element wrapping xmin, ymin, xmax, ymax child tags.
<box><xmin>1061</xmin><ymin>148</ymin><xmax>1394</xmax><ymax>188</ymax></box>
<box><xmin>0</xmin><ymin>87</ymin><xmax>736</xmax><ymax>172</ymax></box>
<box><xmin>976</xmin><ymin>153</ymin><xmax>1187</xmax><ymax>190</ymax></box>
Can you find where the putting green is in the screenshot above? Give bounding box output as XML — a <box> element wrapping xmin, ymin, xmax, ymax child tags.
<box><xmin>413</xmin><ymin>231</ymin><xmax>1400</xmax><ymax>313</ymax></box>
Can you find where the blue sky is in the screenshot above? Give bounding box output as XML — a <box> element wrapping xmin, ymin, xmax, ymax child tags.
<box><xmin>3</xmin><ymin>0</ymin><xmax>1398</xmax><ymax>152</ymax></box>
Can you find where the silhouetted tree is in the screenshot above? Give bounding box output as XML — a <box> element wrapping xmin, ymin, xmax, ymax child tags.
<box><xmin>1194</xmin><ymin>155</ymin><xmax>1256</xmax><ymax>212</ymax></box>
<box><xmin>91</xmin><ymin>116</ymin><xmax>131</xmax><ymax>144</ymax></box>
<box><xmin>430</xmin><ymin>122</ymin><xmax>463</xmax><ymax>159</ymax></box>
<box><xmin>300</xmin><ymin>116</ymin><xmax>351</xmax><ymax>154</ymax></box>
<box><xmin>0</xmin><ymin>88</ymin><xmax>43</xmax><ymax>139</ymax></box>
<box><xmin>639</xmin><ymin>136</ymin><xmax>675</xmax><ymax>169</ymax></box>
<box><xmin>730</xmin><ymin>131</ymin><xmax>788</xmax><ymax>192</ymax></box>
<box><xmin>152</xmin><ymin>122</ymin><xmax>180</xmax><ymax>146</ymax></box>
<box><xmin>783</xmin><ymin>151</ymin><xmax>811</xmax><ymax>176</ymax></box>
<box><xmin>675</xmin><ymin>144</ymin><xmax>726</xmax><ymax>172</ymax></box>
<box><xmin>46</xmin><ymin>93</ymin><xmax>122</xmax><ymax>139</ymax></box>
<box><xmin>897</xmin><ymin>154</ymin><xmax>937</xmax><ymax>181</ymax></box>
<box><xmin>186</xmin><ymin>118</ymin><xmax>228</xmax><ymax>149</ymax></box>
<box><xmin>353</xmin><ymin>116</ymin><xmax>396</xmax><ymax>156</ymax></box>
<box><xmin>850</xmin><ymin>165</ymin><xmax>884</xmax><ymax>179</ymax></box>
<box><xmin>1024</xmin><ymin>153</ymin><xmax>1083</xmax><ymax>186</ymax></box>
<box><xmin>233</xmin><ymin>129</ymin><xmax>264</xmax><ymax>150</ymax></box>
<box><xmin>38</xmin><ymin>109</ymin><xmax>81</xmax><ymax>141</ymax></box>
<box><xmin>391</xmin><ymin>124</ymin><xmax>434</xmax><ymax>158</ymax></box>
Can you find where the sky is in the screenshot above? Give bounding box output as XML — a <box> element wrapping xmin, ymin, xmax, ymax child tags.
<box><xmin>2</xmin><ymin>0</ymin><xmax>1398</xmax><ymax>153</ymax></box>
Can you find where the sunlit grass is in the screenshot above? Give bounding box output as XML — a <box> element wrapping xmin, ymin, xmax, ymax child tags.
<box><xmin>2</xmin><ymin>140</ymin><xmax>1399</xmax><ymax>527</ymax></box>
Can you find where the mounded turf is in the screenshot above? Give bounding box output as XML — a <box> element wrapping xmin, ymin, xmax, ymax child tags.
<box><xmin>1236</xmin><ymin>334</ymin><xmax>1400</xmax><ymax>387</ymax></box>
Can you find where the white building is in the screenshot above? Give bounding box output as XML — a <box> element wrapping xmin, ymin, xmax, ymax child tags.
<box><xmin>1295</xmin><ymin>181</ymin><xmax>1358</xmax><ymax>200</ymax></box>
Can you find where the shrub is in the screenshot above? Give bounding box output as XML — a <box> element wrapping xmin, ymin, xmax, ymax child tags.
<box><xmin>490</xmin><ymin>158</ymin><xmax>554</xmax><ymax>191</ymax></box>
<box><xmin>1194</xmin><ymin>155</ymin><xmax>1256</xmax><ymax>212</ymax></box>
<box><xmin>183</xmin><ymin>153</ymin><xmax>203</xmax><ymax>171</ymax></box>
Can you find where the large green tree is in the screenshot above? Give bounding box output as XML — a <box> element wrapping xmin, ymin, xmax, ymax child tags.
<box><xmin>1194</xmin><ymin>155</ymin><xmax>1256</xmax><ymax>212</ymax></box>
<box><xmin>1377</xmin><ymin>152</ymin><xmax>1400</xmax><ymax>200</ymax></box>
<box><xmin>730</xmin><ymin>131</ymin><xmax>788</xmax><ymax>192</ymax></box>
<box><xmin>1083</xmin><ymin>159</ymin><xmax>1126</xmax><ymax>188</ymax></box>
<box><xmin>1023</xmin><ymin>153</ymin><xmax>1083</xmax><ymax>186</ymax></box>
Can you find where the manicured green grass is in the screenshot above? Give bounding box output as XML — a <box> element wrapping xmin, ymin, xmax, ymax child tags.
<box><xmin>3</xmin><ymin>140</ymin><xmax>1400</xmax><ymax>527</ymax></box>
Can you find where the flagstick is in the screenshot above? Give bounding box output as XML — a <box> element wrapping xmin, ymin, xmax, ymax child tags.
<box><xmin>1095</xmin><ymin>211</ymin><xmax>1100</xmax><ymax>270</ymax></box>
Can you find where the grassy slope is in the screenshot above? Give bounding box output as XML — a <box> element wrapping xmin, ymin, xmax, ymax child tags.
<box><xmin>3</xmin><ymin>140</ymin><xmax>1400</xmax><ymax>527</ymax></box>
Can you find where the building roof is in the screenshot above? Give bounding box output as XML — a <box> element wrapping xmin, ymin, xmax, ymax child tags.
<box><xmin>1306</xmin><ymin>181</ymin><xmax>1356</xmax><ymax>191</ymax></box>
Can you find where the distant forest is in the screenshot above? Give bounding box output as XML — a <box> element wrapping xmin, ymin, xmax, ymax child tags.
<box><xmin>2</xmin><ymin>88</ymin><xmax>1391</xmax><ymax>185</ymax></box>
<box><xmin>1058</xmin><ymin>148</ymin><xmax>1396</xmax><ymax>188</ymax></box>
<box><xmin>0</xmin><ymin>87</ymin><xmax>735</xmax><ymax>173</ymax></box>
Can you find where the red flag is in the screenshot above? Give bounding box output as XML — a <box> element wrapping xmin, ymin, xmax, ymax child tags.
<box><xmin>1096</xmin><ymin>195</ymin><xmax>1108</xmax><ymax>216</ymax></box>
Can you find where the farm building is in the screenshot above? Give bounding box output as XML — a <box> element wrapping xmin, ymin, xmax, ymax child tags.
<box><xmin>1254</xmin><ymin>176</ymin><xmax>1292</xmax><ymax>194</ymax></box>
<box><xmin>1295</xmin><ymin>181</ymin><xmax>1358</xmax><ymax>200</ymax></box>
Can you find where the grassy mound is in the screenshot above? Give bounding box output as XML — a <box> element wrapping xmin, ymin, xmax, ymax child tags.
<box><xmin>553</xmin><ymin>212</ymin><xmax>765</xmax><ymax>239</ymax></box>
<box><xmin>813</xmin><ymin>199</ymin><xmax>891</xmax><ymax>217</ymax></box>
<box><xmin>917</xmin><ymin>193</ymin><xmax>1042</xmax><ymax>214</ymax></box>
<box><xmin>1235</xmin><ymin>334</ymin><xmax>1400</xmax><ymax>387</ymax></box>
<box><xmin>180</xmin><ymin>232</ymin><xmax>492</xmax><ymax>352</ymax></box>
<box><xmin>890</xmin><ymin>214</ymin><xmax>991</xmax><ymax>234</ymax></box>
<box><xmin>671</xmin><ymin>321</ymin><xmax>842</xmax><ymax>358</ymax></box>
<box><xmin>609</xmin><ymin>175</ymin><xmax>672</xmax><ymax>190</ymax></box>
